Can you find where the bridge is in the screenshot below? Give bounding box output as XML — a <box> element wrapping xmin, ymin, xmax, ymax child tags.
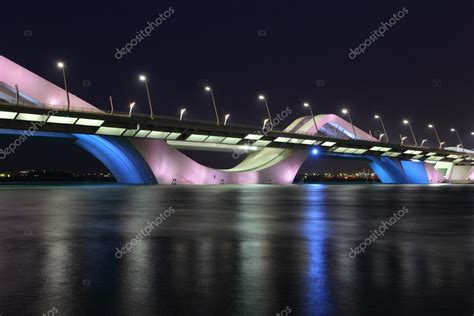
<box><xmin>0</xmin><ymin>55</ymin><xmax>473</xmax><ymax>184</ymax></box>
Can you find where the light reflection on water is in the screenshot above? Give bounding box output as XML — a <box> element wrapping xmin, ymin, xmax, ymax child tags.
<box><xmin>0</xmin><ymin>184</ymin><xmax>472</xmax><ymax>315</ymax></box>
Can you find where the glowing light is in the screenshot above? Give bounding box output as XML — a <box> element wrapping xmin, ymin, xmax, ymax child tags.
<box><xmin>374</xmin><ymin>114</ymin><xmax>380</xmax><ymax>119</ymax></box>
<box><xmin>311</xmin><ymin>148</ymin><xmax>319</xmax><ymax>155</ymax></box>
<box><xmin>258</xmin><ymin>95</ymin><xmax>265</xmax><ymax>100</ymax></box>
<box><xmin>403</xmin><ymin>120</ymin><xmax>409</xmax><ymax>124</ymax></box>
<box><xmin>205</xmin><ymin>86</ymin><xmax>211</xmax><ymax>91</ymax></box>
<box><xmin>139</xmin><ymin>75</ymin><xmax>146</xmax><ymax>81</ymax></box>
<box><xmin>341</xmin><ymin>109</ymin><xmax>348</xmax><ymax>114</ymax></box>
<box><xmin>57</xmin><ymin>62</ymin><xmax>64</xmax><ymax>68</ymax></box>
<box><xmin>303</xmin><ymin>102</ymin><xmax>309</xmax><ymax>107</ymax></box>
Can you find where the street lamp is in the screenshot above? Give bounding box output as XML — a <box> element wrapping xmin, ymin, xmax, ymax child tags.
<box><xmin>129</xmin><ymin>102</ymin><xmax>135</xmax><ymax>117</ymax></box>
<box><xmin>139</xmin><ymin>75</ymin><xmax>154</xmax><ymax>119</ymax></box>
<box><xmin>374</xmin><ymin>114</ymin><xmax>389</xmax><ymax>142</ymax></box>
<box><xmin>428</xmin><ymin>124</ymin><xmax>443</xmax><ymax>149</ymax></box>
<box><xmin>341</xmin><ymin>108</ymin><xmax>357</xmax><ymax>140</ymax></box>
<box><xmin>205</xmin><ymin>86</ymin><xmax>220</xmax><ymax>126</ymax></box>
<box><xmin>56</xmin><ymin>61</ymin><xmax>70</xmax><ymax>111</ymax></box>
<box><xmin>224</xmin><ymin>113</ymin><xmax>230</xmax><ymax>126</ymax></box>
<box><xmin>179</xmin><ymin>108</ymin><xmax>186</xmax><ymax>121</ymax></box>
<box><xmin>421</xmin><ymin>139</ymin><xmax>428</xmax><ymax>147</ymax></box>
<box><xmin>258</xmin><ymin>95</ymin><xmax>272</xmax><ymax>122</ymax></box>
<box><xmin>263</xmin><ymin>118</ymin><xmax>269</xmax><ymax>129</ymax></box>
<box><xmin>403</xmin><ymin>119</ymin><xmax>417</xmax><ymax>146</ymax></box>
<box><xmin>303</xmin><ymin>102</ymin><xmax>319</xmax><ymax>135</ymax></box>
<box><xmin>400</xmin><ymin>135</ymin><xmax>408</xmax><ymax>146</ymax></box>
<box><xmin>109</xmin><ymin>96</ymin><xmax>114</xmax><ymax>115</ymax></box>
<box><xmin>450</xmin><ymin>128</ymin><xmax>464</xmax><ymax>149</ymax></box>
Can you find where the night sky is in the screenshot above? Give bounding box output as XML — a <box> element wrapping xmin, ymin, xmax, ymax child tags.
<box><xmin>0</xmin><ymin>0</ymin><xmax>473</xmax><ymax>173</ymax></box>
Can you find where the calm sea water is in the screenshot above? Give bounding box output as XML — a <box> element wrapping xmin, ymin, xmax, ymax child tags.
<box><xmin>0</xmin><ymin>184</ymin><xmax>472</xmax><ymax>316</ymax></box>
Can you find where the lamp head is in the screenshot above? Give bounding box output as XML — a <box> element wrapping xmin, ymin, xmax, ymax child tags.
<box><xmin>303</xmin><ymin>102</ymin><xmax>309</xmax><ymax>107</ymax></box>
<box><xmin>139</xmin><ymin>75</ymin><xmax>146</xmax><ymax>81</ymax></box>
<box><xmin>374</xmin><ymin>114</ymin><xmax>379</xmax><ymax>119</ymax></box>
<box><xmin>57</xmin><ymin>62</ymin><xmax>64</xmax><ymax>68</ymax></box>
<box><xmin>428</xmin><ymin>124</ymin><xmax>433</xmax><ymax>128</ymax></box>
<box><xmin>258</xmin><ymin>95</ymin><xmax>265</xmax><ymax>100</ymax></box>
<box><xmin>341</xmin><ymin>109</ymin><xmax>348</xmax><ymax>114</ymax></box>
<box><xmin>205</xmin><ymin>86</ymin><xmax>211</xmax><ymax>91</ymax></box>
<box><xmin>403</xmin><ymin>120</ymin><xmax>409</xmax><ymax>124</ymax></box>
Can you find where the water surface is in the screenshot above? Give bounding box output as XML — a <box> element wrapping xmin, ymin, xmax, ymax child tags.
<box><xmin>0</xmin><ymin>184</ymin><xmax>472</xmax><ymax>315</ymax></box>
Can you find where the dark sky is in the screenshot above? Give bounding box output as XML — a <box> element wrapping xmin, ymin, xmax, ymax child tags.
<box><xmin>0</xmin><ymin>0</ymin><xmax>473</xmax><ymax>173</ymax></box>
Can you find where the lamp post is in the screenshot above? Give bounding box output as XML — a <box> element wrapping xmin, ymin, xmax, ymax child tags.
<box><xmin>403</xmin><ymin>119</ymin><xmax>417</xmax><ymax>146</ymax></box>
<box><xmin>224</xmin><ymin>113</ymin><xmax>230</xmax><ymax>126</ymax></box>
<box><xmin>303</xmin><ymin>102</ymin><xmax>319</xmax><ymax>135</ymax></box>
<box><xmin>109</xmin><ymin>96</ymin><xmax>114</xmax><ymax>115</ymax></box>
<box><xmin>378</xmin><ymin>133</ymin><xmax>385</xmax><ymax>141</ymax></box>
<box><xmin>263</xmin><ymin>118</ymin><xmax>269</xmax><ymax>129</ymax></box>
<box><xmin>56</xmin><ymin>61</ymin><xmax>70</xmax><ymax>111</ymax></box>
<box><xmin>400</xmin><ymin>135</ymin><xmax>408</xmax><ymax>146</ymax></box>
<box><xmin>179</xmin><ymin>108</ymin><xmax>186</xmax><ymax>121</ymax></box>
<box><xmin>258</xmin><ymin>95</ymin><xmax>272</xmax><ymax>123</ymax></box>
<box><xmin>374</xmin><ymin>114</ymin><xmax>388</xmax><ymax>142</ymax></box>
<box><xmin>428</xmin><ymin>124</ymin><xmax>443</xmax><ymax>149</ymax></box>
<box><xmin>421</xmin><ymin>139</ymin><xmax>428</xmax><ymax>147</ymax></box>
<box><xmin>205</xmin><ymin>86</ymin><xmax>220</xmax><ymax>126</ymax></box>
<box><xmin>341</xmin><ymin>108</ymin><xmax>357</xmax><ymax>140</ymax></box>
<box><xmin>450</xmin><ymin>128</ymin><xmax>464</xmax><ymax>149</ymax></box>
<box><xmin>139</xmin><ymin>75</ymin><xmax>154</xmax><ymax>119</ymax></box>
<box><xmin>129</xmin><ymin>102</ymin><xmax>136</xmax><ymax>117</ymax></box>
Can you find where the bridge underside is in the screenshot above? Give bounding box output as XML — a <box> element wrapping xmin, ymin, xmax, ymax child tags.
<box><xmin>2</xmin><ymin>130</ymin><xmax>464</xmax><ymax>185</ymax></box>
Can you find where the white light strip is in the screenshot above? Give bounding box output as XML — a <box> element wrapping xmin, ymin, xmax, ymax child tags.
<box><xmin>321</xmin><ymin>141</ymin><xmax>336</xmax><ymax>147</ymax></box>
<box><xmin>76</xmin><ymin>118</ymin><xmax>104</xmax><ymax>127</ymax></box>
<box><xmin>244</xmin><ymin>134</ymin><xmax>263</xmax><ymax>140</ymax></box>
<box><xmin>204</xmin><ymin>136</ymin><xmax>226</xmax><ymax>143</ymax></box>
<box><xmin>135</xmin><ymin>130</ymin><xmax>152</xmax><ymax>138</ymax></box>
<box><xmin>221</xmin><ymin>137</ymin><xmax>242</xmax><ymax>144</ymax></box>
<box><xmin>123</xmin><ymin>129</ymin><xmax>138</xmax><ymax>137</ymax></box>
<box><xmin>96</xmin><ymin>127</ymin><xmax>126</xmax><ymax>136</ymax></box>
<box><xmin>289</xmin><ymin>138</ymin><xmax>304</xmax><ymax>144</ymax></box>
<box><xmin>0</xmin><ymin>111</ymin><xmax>18</xmax><ymax>119</ymax></box>
<box><xmin>187</xmin><ymin>134</ymin><xmax>209</xmax><ymax>142</ymax></box>
<box><xmin>166</xmin><ymin>132</ymin><xmax>181</xmax><ymax>140</ymax></box>
<box><xmin>147</xmin><ymin>131</ymin><xmax>170</xmax><ymax>139</ymax></box>
<box><xmin>47</xmin><ymin>116</ymin><xmax>78</xmax><ymax>124</ymax></box>
<box><xmin>274</xmin><ymin>137</ymin><xmax>291</xmax><ymax>143</ymax></box>
<box><xmin>16</xmin><ymin>113</ymin><xmax>47</xmax><ymax>122</ymax></box>
<box><xmin>252</xmin><ymin>140</ymin><xmax>272</xmax><ymax>147</ymax></box>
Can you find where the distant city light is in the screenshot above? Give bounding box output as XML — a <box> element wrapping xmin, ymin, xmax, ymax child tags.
<box><xmin>311</xmin><ymin>148</ymin><xmax>319</xmax><ymax>155</ymax></box>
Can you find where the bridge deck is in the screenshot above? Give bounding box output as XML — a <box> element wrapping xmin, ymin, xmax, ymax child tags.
<box><xmin>0</xmin><ymin>102</ymin><xmax>472</xmax><ymax>166</ymax></box>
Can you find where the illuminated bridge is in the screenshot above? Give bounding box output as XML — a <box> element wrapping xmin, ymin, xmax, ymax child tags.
<box><xmin>0</xmin><ymin>55</ymin><xmax>472</xmax><ymax>184</ymax></box>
